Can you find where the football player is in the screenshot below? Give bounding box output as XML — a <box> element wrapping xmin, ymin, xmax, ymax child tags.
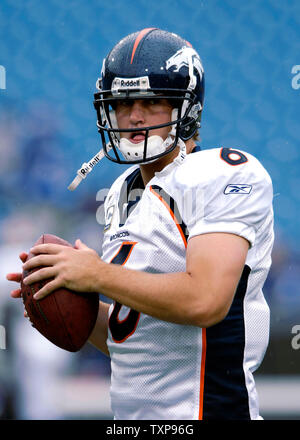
<box><xmin>7</xmin><ymin>28</ymin><xmax>274</xmax><ymax>420</ymax></box>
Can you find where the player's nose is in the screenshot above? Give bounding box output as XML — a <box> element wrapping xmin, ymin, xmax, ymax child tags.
<box><xmin>129</xmin><ymin>100</ymin><xmax>146</xmax><ymax>126</ymax></box>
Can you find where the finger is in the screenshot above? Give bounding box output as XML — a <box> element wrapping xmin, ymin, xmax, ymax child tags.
<box><xmin>74</xmin><ymin>239</ymin><xmax>90</xmax><ymax>250</ymax></box>
<box><xmin>6</xmin><ymin>273</ymin><xmax>22</xmax><ymax>283</ymax></box>
<box><xmin>22</xmin><ymin>267</ymin><xmax>56</xmax><ymax>286</ymax></box>
<box><xmin>33</xmin><ymin>279</ymin><xmax>60</xmax><ymax>300</ymax></box>
<box><xmin>19</xmin><ymin>252</ymin><xmax>28</xmax><ymax>263</ymax></box>
<box><xmin>22</xmin><ymin>254</ymin><xmax>57</xmax><ymax>272</ymax></box>
<box><xmin>30</xmin><ymin>244</ymin><xmax>66</xmax><ymax>255</ymax></box>
<box><xmin>11</xmin><ymin>288</ymin><xmax>22</xmax><ymax>298</ymax></box>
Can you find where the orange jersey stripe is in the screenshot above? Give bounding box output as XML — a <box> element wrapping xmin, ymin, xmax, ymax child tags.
<box><xmin>198</xmin><ymin>328</ymin><xmax>207</xmax><ymax>420</ymax></box>
<box><xmin>149</xmin><ymin>186</ymin><xmax>187</xmax><ymax>248</ymax></box>
<box><xmin>130</xmin><ymin>28</ymin><xmax>156</xmax><ymax>64</ymax></box>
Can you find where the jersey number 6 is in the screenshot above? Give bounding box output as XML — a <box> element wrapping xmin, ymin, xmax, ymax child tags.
<box><xmin>108</xmin><ymin>242</ymin><xmax>140</xmax><ymax>343</ymax></box>
<box><xmin>220</xmin><ymin>147</ymin><xmax>248</xmax><ymax>166</ymax></box>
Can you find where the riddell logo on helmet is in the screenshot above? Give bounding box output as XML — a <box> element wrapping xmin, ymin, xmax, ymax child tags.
<box><xmin>112</xmin><ymin>76</ymin><xmax>150</xmax><ymax>94</ymax></box>
<box><xmin>121</xmin><ymin>79</ymin><xmax>140</xmax><ymax>87</ymax></box>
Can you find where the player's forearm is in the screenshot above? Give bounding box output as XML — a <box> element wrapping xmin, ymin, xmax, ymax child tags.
<box><xmin>88</xmin><ymin>300</ymin><xmax>110</xmax><ymax>356</ymax></box>
<box><xmin>96</xmin><ymin>262</ymin><xmax>219</xmax><ymax>327</ymax></box>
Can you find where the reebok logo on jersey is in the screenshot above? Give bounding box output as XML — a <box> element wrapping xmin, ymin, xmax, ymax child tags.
<box><xmin>224</xmin><ymin>184</ymin><xmax>252</xmax><ymax>195</ymax></box>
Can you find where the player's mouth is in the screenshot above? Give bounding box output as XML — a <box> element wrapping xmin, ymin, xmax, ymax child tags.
<box><xmin>129</xmin><ymin>131</ymin><xmax>146</xmax><ymax>144</ymax></box>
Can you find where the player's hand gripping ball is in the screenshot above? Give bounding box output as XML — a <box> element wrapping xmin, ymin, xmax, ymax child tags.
<box><xmin>21</xmin><ymin>234</ymin><xmax>99</xmax><ymax>352</ymax></box>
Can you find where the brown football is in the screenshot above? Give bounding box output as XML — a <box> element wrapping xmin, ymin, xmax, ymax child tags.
<box><xmin>21</xmin><ymin>234</ymin><xmax>99</xmax><ymax>352</ymax></box>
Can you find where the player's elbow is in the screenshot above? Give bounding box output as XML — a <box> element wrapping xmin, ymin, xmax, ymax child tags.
<box><xmin>192</xmin><ymin>306</ymin><xmax>229</xmax><ymax>328</ymax></box>
<box><xmin>190</xmin><ymin>293</ymin><xmax>232</xmax><ymax>328</ymax></box>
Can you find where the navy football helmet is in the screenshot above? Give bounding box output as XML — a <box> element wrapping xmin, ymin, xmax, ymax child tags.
<box><xmin>93</xmin><ymin>28</ymin><xmax>205</xmax><ymax>164</ymax></box>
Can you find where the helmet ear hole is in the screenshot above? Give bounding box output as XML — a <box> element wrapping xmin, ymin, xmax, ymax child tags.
<box><xmin>178</xmin><ymin>102</ymin><xmax>202</xmax><ymax>141</ymax></box>
<box><xmin>179</xmin><ymin>115</ymin><xmax>201</xmax><ymax>141</ymax></box>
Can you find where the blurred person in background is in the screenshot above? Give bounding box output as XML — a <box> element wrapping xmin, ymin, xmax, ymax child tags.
<box><xmin>7</xmin><ymin>28</ymin><xmax>274</xmax><ymax>420</ymax></box>
<box><xmin>0</xmin><ymin>104</ymin><xmax>77</xmax><ymax>419</ymax></box>
<box><xmin>0</xmin><ymin>209</ymin><xmax>74</xmax><ymax>419</ymax></box>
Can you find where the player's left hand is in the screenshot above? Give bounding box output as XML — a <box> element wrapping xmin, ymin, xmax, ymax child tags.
<box><xmin>21</xmin><ymin>239</ymin><xmax>103</xmax><ymax>300</ymax></box>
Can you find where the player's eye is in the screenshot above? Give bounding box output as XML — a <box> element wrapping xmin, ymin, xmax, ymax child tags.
<box><xmin>117</xmin><ymin>99</ymin><xmax>131</xmax><ymax>107</ymax></box>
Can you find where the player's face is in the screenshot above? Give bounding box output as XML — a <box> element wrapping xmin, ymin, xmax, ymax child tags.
<box><xmin>114</xmin><ymin>98</ymin><xmax>173</xmax><ymax>144</ymax></box>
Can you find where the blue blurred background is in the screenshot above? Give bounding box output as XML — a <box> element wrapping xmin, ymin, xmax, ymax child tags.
<box><xmin>0</xmin><ymin>0</ymin><xmax>300</xmax><ymax>420</ymax></box>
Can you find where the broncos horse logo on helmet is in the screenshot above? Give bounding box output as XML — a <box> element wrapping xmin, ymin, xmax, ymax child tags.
<box><xmin>166</xmin><ymin>46</ymin><xmax>204</xmax><ymax>80</ymax></box>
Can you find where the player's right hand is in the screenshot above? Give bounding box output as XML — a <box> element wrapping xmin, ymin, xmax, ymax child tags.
<box><xmin>6</xmin><ymin>252</ymin><xmax>28</xmax><ymax>317</ymax></box>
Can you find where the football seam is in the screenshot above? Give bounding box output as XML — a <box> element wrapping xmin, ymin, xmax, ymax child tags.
<box><xmin>35</xmin><ymin>300</ymin><xmax>50</xmax><ymax>324</ymax></box>
<box><xmin>42</xmin><ymin>233</ymin><xmax>76</xmax><ymax>351</ymax></box>
<box><xmin>52</xmin><ymin>289</ymin><xmax>76</xmax><ymax>351</ymax></box>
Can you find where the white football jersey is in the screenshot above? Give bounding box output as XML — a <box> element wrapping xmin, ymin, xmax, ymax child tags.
<box><xmin>101</xmin><ymin>147</ymin><xmax>274</xmax><ymax>420</ymax></box>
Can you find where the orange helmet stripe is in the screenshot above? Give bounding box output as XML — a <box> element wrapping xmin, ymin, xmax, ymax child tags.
<box><xmin>130</xmin><ymin>28</ymin><xmax>156</xmax><ymax>64</ymax></box>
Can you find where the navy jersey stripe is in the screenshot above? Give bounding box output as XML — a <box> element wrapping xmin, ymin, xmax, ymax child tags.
<box><xmin>110</xmin><ymin>242</ymin><xmax>136</xmax><ymax>265</ymax></box>
<box><xmin>109</xmin><ymin>242</ymin><xmax>140</xmax><ymax>342</ymax></box>
<box><xmin>202</xmin><ymin>264</ymin><xmax>251</xmax><ymax>420</ymax></box>
<box><xmin>118</xmin><ymin>168</ymin><xmax>144</xmax><ymax>226</ymax></box>
<box><xmin>150</xmin><ymin>185</ymin><xmax>189</xmax><ymax>243</ymax></box>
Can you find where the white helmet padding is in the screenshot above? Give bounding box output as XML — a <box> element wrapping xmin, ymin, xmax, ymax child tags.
<box><xmin>110</xmin><ymin>108</ymin><xmax>179</xmax><ymax>162</ymax></box>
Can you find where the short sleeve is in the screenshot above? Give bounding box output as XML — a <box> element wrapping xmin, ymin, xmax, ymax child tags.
<box><xmin>177</xmin><ymin>150</ymin><xmax>273</xmax><ymax>248</ymax></box>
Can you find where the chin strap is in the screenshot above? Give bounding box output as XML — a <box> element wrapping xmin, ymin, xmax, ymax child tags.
<box><xmin>67</xmin><ymin>149</ymin><xmax>106</xmax><ymax>191</ymax></box>
<box><xmin>68</xmin><ymin>139</ymin><xmax>186</xmax><ymax>191</ymax></box>
<box><xmin>173</xmin><ymin>136</ymin><xmax>187</xmax><ymax>166</ymax></box>
<box><xmin>68</xmin><ymin>137</ymin><xmax>187</xmax><ymax>191</ymax></box>
<box><xmin>68</xmin><ymin>114</ymin><xmax>186</xmax><ymax>191</ymax></box>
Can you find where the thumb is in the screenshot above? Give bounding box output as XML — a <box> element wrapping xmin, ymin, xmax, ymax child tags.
<box><xmin>74</xmin><ymin>238</ymin><xmax>90</xmax><ymax>250</ymax></box>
